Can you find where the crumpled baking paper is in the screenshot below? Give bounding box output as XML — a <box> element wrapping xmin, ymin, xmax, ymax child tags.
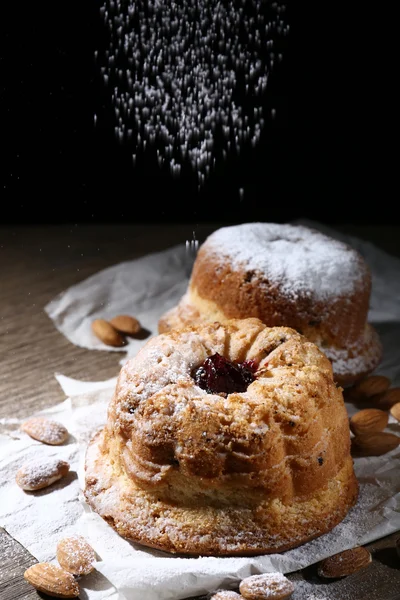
<box><xmin>1</xmin><ymin>221</ymin><xmax>400</xmax><ymax>600</ymax></box>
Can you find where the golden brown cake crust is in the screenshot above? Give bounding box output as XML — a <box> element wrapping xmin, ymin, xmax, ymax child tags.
<box><xmin>158</xmin><ymin>223</ymin><xmax>382</xmax><ymax>386</ymax></box>
<box><xmin>85</xmin><ymin>319</ymin><xmax>359</xmax><ymax>556</ymax></box>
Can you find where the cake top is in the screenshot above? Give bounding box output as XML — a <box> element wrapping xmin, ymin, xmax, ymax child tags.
<box><xmin>201</xmin><ymin>222</ymin><xmax>367</xmax><ymax>300</ymax></box>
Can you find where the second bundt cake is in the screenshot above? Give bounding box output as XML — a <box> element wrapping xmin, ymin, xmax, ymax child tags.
<box><xmin>159</xmin><ymin>222</ymin><xmax>382</xmax><ymax>387</ymax></box>
<box><xmin>85</xmin><ymin>318</ymin><xmax>358</xmax><ymax>556</ymax></box>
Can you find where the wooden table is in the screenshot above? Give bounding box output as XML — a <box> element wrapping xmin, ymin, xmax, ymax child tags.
<box><xmin>1</xmin><ymin>222</ymin><xmax>400</xmax><ymax>600</ymax></box>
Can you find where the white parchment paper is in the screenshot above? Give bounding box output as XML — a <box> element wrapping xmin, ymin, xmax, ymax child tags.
<box><xmin>1</xmin><ymin>222</ymin><xmax>400</xmax><ymax>600</ymax></box>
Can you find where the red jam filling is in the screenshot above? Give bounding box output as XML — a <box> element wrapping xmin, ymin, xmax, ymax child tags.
<box><xmin>192</xmin><ymin>353</ymin><xmax>258</xmax><ymax>394</ymax></box>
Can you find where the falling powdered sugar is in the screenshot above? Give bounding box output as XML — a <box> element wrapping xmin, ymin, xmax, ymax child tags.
<box><xmin>96</xmin><ymin>0</ymin><xmax>289</xmax><ymax>185</ymax></box>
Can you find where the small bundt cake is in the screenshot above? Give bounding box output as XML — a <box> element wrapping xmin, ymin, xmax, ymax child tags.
<box><xmin>159</xmin><ymin>222</ymin><xmax>382</xmax><ymax>387</ymax></box>
<box><xmin>85</xmin><ymin>318</ymin><xmax>358</xmax><ymax>556</ymax></box>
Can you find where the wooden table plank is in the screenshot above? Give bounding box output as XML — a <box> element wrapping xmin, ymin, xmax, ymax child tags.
<box><xmin>0</xmin><ymin>528</ymin><xmax>40</xmax><ymax>600</ymax></box>
<box><xmin>1</xmin><ymin>222</ymin><xmax>400</xmax><ymax>600</ymax></box>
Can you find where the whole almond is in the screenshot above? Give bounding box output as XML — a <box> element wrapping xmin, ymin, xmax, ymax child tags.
<box><xmin>390</xmin><ymin>403</ymin><xmax>400</xmax><ymax>422</ymax></box>
<box><xmin>239</xmin><ymin>573</ymin><xmax>295</xmax><ymax>600</ymax></box>
<box><xmin>317</xmin><ymin>546</ymin><xmax>372</xmax><ymax>579</ymax></box>
<box><xmin>16</xmin><ymin>458</ymin><xmax>70</xmax><ymax>491</ymax></box>
<box><xmin>373</xmin><ymin>388</ymin><xmax>400</xmax><ymax>410</ymax></box>
<box><xmin>91</xmin><ymin>319</ymin><xmax>125</xmax><ymax>347</ymax></box>
<box><xmin>21</xmin><ymin>417</ymin><xmax>69</xmax><ymax>445</ymax></box>
<box><xmin>351</xmin><ymin>432</ymin><xmax>400</xmax><ymax>457</ymax></box>
<box><xmin>351</xmin><ymin>375</ymin><xmax>391</xmax><ymax>399</ymax></box>
<box><xmin>57</xmin><ymin>535</ymin><xmax>96</xmax><ymax>576</ymax></box>
<box><xmin>24</xmin><ymin>562</ymin><xmax>80</xmax><ymax>598</ymax></box>
<box><xmin>349</xmin><ymin>409</ymin><xmax>389</xmax><ymax>436</ymax></box>
<box><xmin>210</xmin><ymin>592</ymin><xmax>242</xmax><ymax>600</ymax></box>
<box><xmin>109</xmin><ymin>314</ymin><xmax>141</xmax><ymax>336</ymax></box>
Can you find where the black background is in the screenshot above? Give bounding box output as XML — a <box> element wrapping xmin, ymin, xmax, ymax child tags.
<box><xmin>1</xmin><ymin>2</ymin><xmax>395</xmax><ymax>225</ymax></box>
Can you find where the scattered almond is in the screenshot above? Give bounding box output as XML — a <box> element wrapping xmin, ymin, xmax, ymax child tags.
<box><xmin>24</xmin><ymin>562</ymin><xmax>80</xmax><ymax>598</ymax></box>
<box><xmin>373</xmin><ymin>387</ymin><xmax>400</xmax><ymax>410</ymax></box>
<box><xmin>317</xmin><ymin>546</ymin><xmax>372</xmax><ymax>579</ymax></box>
<box><xmin>351</xmin><ymin>375</ymin><xmax>391</xmax><ymax>399</ymax></box>
<box><xmin>239</xmin><ymin>573</ymin><xmax>295</xmax><ymax>600</ymax></box>
<box><xmin>57</xmin><ymin>534</ymin><xmax>96</xmax><ymax>576</ymax></box>
<box><xmin>21</xmin><ymin>417</ymin><xmax>69</xmax><ymax>445</ymax></box>
<box><xmin>349</xmin><ymin>409</ymin><xmax>389</xmax><ymax>436</ymax></box>
<box><xmin>390</xmin><ymin>403</ymin><xmax>400</xmax><ymax>422</ymax></box>
<box><xmin>91</xmin><ymin>319</ymin><xmax>125</xmax><ymax>347</ymax></box>
<box><xmin>210</xmin><ymin>592</ymin><xmax>242</xmax><ymax>600</ymax></box>
<box><xmin>351</xmin><ymin>431</ymin><xmax>400</xmax><ymax>457</ymax></box>
<box><xmin>109</xmin><ymin>314</ymin><xmax>141</xmax><ymax>336</ymax></box>
<box><xmin>16</xmin><ymin>458</ymin><xmax>70</xmax><ymax>491</ymax></box>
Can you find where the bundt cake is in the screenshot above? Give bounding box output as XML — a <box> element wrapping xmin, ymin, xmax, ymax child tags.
<box><xmin>84</xmin><ymin>318</ymin><xmax>359</xmax><ymax>556</ymax></box>
<box><xmin>158</xmin><ymin>222</ymin><xmax>382</xmax><ymax>387</ymax></box>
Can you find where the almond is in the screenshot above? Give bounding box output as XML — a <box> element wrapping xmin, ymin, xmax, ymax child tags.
<box><xmin>349</xmin><ymin>409</ymin><xmax>389</xmax><ymax>436</ymax></box>
<box><xmin>390</xmin><ymin>402</ymin><xmax>400</xmax><ymax>422</ymax></box>
<box><xmin>16</xmin><ymin>458</ymin><xmax>70</xmax><ymax>491</ymax></box>
<box><xmin>239</xmin><ymin>573</ymin><xmax>295</xmax><ymax>600</ymax></box>
<box><xmin>91</xmin><ymin>319</ymin><xmax>125</xmax><ymax>347</ymax></box>
<box><xmin>317</xmin><ymin>546</ymin><xmax>371</xmax><ymax>579</ymax></box>
<box><xmin>109</xmin><ymin>314</ymin><xmax>141</xmax><ymax>336</ymax></box>
<box><xmin>351</xmin><ymin>431</ymin><xmax>400</xmax><ymax>457</ymax></box>
<box><xmin>21</xmin><ymin>417</ymin><xmax>69</xmax><ymax>445</ymax></box>
<box><xmin>24</xmin><ymin>562</ymin><xmax>80</xmax><ymax>598</ymax></box>
<box><xmin>373</xmin><ymin>387</ymin><xmax>400</xmax><ymax>410</ymax></box>
<box><xmin>57</xmin><ymin>535</ymin><xmax>96</xmax><ymax>576</ymax></box>
<box><xmin>351</xmin><ymin>375</ymin><xmax>391</xmax><ymax>399</ymax></box>
<box><xmin>210</xmin><ymin>592</ymin><xmax>242</xmax><ymax>600</ymax></box>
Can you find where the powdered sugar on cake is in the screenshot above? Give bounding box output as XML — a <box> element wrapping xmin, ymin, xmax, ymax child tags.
<box><xmin>204</xmin><ymin>223</ymin><xmax>365</xmax><ymax>301</ymax></box>
<box><xmin>319</xmin><ymin>325</ymin><xmax>382</xmax><ymax>379</ymax></box>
